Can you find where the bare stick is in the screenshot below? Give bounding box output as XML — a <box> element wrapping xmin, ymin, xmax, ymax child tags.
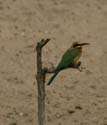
<box><xmin>43</xmin><ymin>67</ymin><xmax>55</xmax><ymax>73</ymax></box>
<box><xmin>36</xmin><ymin>38</ymin><xmax>51</xmax><ymax>125</ymax></box>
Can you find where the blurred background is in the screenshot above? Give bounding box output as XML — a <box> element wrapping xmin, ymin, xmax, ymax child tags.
<box><xmin>0</xmin><ymin>0</ymin><xmax>107</xmax><ymax>125</ymax></box>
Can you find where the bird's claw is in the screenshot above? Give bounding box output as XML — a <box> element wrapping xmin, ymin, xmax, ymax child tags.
<box><xmin>78</xmin><ymin>68</ymin><xmax>82</xmax><ymax>72</ymax></box>
<box><xmin>78</xmin><ymin>66</ymin><xmax>86</xmax><ymax>72</ymax></box>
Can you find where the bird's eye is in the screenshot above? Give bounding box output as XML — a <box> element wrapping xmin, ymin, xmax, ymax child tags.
<box><xmin>74</xmin><ymin>44</ymin><xmax>78</xmax><ymax>47</ymax></box>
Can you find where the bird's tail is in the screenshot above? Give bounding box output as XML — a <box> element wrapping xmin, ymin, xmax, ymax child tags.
<box><xmin>47</xmin><ymin>72</ymin><xmax>59</xmax><ymax>85</ymax></box>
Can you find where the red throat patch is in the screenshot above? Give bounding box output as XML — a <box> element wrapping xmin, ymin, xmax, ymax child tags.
<box><xmin>78</xmin><ymin>47</ymin><xmax>82</xmax><ymax>52</ymax></box>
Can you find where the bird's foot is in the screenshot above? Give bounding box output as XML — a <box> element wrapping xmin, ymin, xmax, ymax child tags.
<box><xmin>78</xmin><ymin>68</ymin><xmax>82</xmax><ymax>72</ymax></box>
<box><xmin>72</xmin><ymin>61</ymin><xmax>82</xmax><ymax>72</ymax></box>
<box><xmin>75</xmin><ymin>61</ymin><xmax>86</xmax><ymax>72</ymax></box>
<box><xmin>78</xmin><ymin>66</ymin><xmax>86</xmax><ymax>72</ymax></box>
<box><xmin>76</xmin><ymin>61</ymin><xmax>81</xmax><ymax>68</ymax></box>
<box><xmin>68</xmin><ymin>61</ymin><xmax>86</xmax><ymax>72</ymax></box>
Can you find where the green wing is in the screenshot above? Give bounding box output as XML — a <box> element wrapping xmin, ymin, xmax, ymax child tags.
<box><xmin>55</xmin><ymin>48</ymin><xmax>80</xmax><ymax>71</ymax></box>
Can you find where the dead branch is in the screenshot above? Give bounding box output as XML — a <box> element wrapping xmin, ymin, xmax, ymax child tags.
<box><xmin>36</xmin><ymin>38</ymin><xmax>54</xmax><ymax>125</ymax></box>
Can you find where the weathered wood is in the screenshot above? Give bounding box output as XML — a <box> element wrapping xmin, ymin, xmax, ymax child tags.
<box><xmin>36</xmin><ymin>38</ymin><xmax>50</xmax><ymax>125</ymax></box>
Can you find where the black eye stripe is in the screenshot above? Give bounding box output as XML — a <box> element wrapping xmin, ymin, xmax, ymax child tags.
<box><xmin>73</xmin><ymin>44</ymin><xmax>79</xmax><ymax>47</ymax></box>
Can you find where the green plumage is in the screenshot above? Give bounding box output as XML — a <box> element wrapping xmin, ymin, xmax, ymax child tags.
<box><xmin>56</xmin><ymin>48</ymin><xmax>80</xmax><ymax>71</ymax></box>
<box><xmin>47</xmin><ymin>42</ymin><xmax>89</xmax><ymax>85</ymax></box>
<box><xmin>47</xmin><ymin>48</ymin><xmax>80</xmax><ymax>85</ymax></box>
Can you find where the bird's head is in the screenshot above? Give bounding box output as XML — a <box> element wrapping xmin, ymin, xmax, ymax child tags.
<box><xmin>72</xmin><ymin>42</ymin><xmax>90</xmax><ymax>48</ymax></box>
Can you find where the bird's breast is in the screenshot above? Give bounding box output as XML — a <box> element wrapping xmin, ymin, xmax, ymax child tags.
<box><xmin>74</xmin><ymin>47</ymin><xmax>82</xmax><ymax>63</ymax></box>
<box><xmin>74</xmin><ymin>55</ymin><xmax>81</xmax><ymax>63</ymax></box>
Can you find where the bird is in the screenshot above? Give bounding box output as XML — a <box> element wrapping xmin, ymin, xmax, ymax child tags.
<box><xmin>47</xmin><ymin>42</ymin><xmax>89</xmax><ymax>85</ymax></box>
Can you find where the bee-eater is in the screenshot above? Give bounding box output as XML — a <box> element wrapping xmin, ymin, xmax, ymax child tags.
<box><xmin>47</xmin><ymin>42</ymin><xmax>89</xmax><ymax>85</ymax></box>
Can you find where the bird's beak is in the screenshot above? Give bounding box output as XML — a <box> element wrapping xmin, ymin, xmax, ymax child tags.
<box><xmin>78</xmin><ymin>43</ymin><xmax>90</xmax><ymax>46</ymax></box>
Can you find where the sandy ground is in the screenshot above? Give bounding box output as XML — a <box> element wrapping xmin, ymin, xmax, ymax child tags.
<box><xmin>0</xmin><ymin>0</ymin><xmax>107</xmax><ymax>125</ymax></box>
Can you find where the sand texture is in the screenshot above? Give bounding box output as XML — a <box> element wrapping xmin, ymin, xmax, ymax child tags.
<box><xmin>0</xmin><ymin>0</ymin><xmax>107</xmax><ymax>125</ymax></box>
